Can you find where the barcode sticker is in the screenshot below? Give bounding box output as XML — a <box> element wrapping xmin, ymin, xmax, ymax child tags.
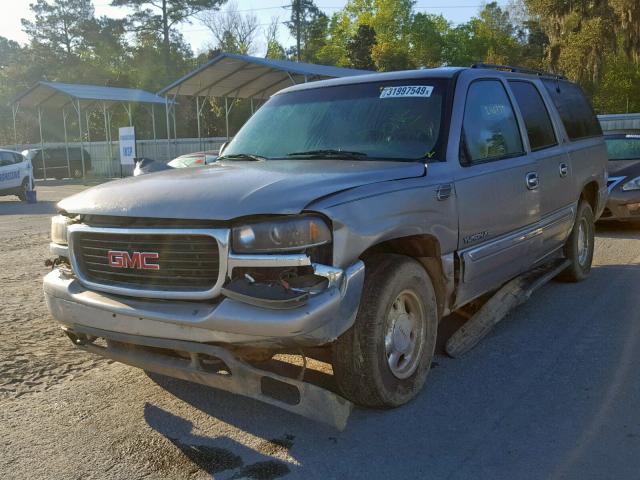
<box><xmin>380</xmin><ymin>85</ymin><xmax>434</xmax><ymax>98</ymax></box>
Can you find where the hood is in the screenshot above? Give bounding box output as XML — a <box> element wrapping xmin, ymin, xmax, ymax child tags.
<box><xmin>607</xmin><ymin>159</ymin><xmax>640</xmax><ymax>177</ymax></box>
<box><xmin>58</xmin><ymin>160</ymin><xmax>425</xmax><ymax>220</ymax></box>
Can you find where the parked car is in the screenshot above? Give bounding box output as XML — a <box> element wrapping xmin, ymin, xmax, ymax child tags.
<box><xmin>600</xmin><ymin>132</ymin><xmax>640</xmax><ymax>222</ymax></box>
<box><xmin>45</xmin><ymin>65</ymin><xmax>607</xmax><ymax>418</ymax></box>
<box><xmin>0</xmin><ymin>149</ymin><xmax>33</xmax><ymax>201</ymax></box>
<box><xmin>23</xmin><ymin>147</ymin><xmax>91</xmax><ymax>179</ymax></box>
<box><xmin>132</xmin><ymin>151</ymin><xmax>219</xmax><ymax>176</ymax></box>
<box><xmin>168</xmin><ymin>150</ymin><xmax>218</xmax><ymax>168</ymax></box>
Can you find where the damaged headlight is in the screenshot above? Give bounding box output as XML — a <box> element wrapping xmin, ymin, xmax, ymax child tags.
<box><xmin>622</xmin><ymin>176</ymin><xmax>640</xmax><ymax>191</ymax></box>
<box><xmin>232</xmin><ymin>215</ymin><xmax>331</xmax><ymax>253</ymax></box>
<box><xmin>51</xmin><ymin>215</ymin><xmax>73</xmax><ymax>245</ymax></box>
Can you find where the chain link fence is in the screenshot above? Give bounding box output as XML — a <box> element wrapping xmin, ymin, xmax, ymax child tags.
<box><xmin>3</xmin><ymin>137</ymin><xmax>227</xmax><ymax>178</ymax></box>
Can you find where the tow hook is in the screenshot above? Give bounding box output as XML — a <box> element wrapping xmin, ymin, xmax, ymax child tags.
<box><xmin>44</xmin><ymin>258</ymin><xmax>63</xmax><ymax>269</ymax></box>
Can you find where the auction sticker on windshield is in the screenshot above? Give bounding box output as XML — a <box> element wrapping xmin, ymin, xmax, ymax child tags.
<box><xmin>380</xmin><ymin>85</ymin><xmax>434</xmax><ymax>98</ymax></box>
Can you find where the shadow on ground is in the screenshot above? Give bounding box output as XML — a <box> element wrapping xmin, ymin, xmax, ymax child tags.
<box><xmin>145</xmin><ymin>261</ymin><xmax>640</xmax><ymax>479</ymax></box>
<box><xmin>0</xmin><ymin>200</ymin><xmax>58</xmax><ymax>215</ymax></box>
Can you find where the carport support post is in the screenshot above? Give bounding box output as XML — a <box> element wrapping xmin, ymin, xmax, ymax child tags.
<box><xmin>165</xmin><ymin>97</ymin><xmax>171</xmax><ymax>158</ymax></box>
<box><xmin>75</xmin><ymin>99</ymin><xmax>86</xmax><ymax>183</ymax></box>
<box><xmin>37</xmin><ymin>106</ymin><xmax>47</xmax><ymax>180</ymax></box>
<box><xmin>62</xmin><ymin>108</ymin><xmax>71</xmax><ymax>178</ymax></box>
<box><xmin>12</xmin><ymin>103</ymin><xmax>19</xmax><ymax>151</ymax></box>
<box><xmin>102</xmin><ymin>103</ymin><xmax>113</xmax><ymax>170</ymax></box>
<box><xmin>151</xmin><ymin>104</ymin><xmax>158</xmax><ymax>160</ymax></box>
<box><xmin>225</xmin><ymin>96</ymin><xmax>229</xmax><ymax>140</ymax></box>
<box><xmin>196</xmin><ymin>96</ymin><xmax>202</xmax><ymax>151</ymax></box>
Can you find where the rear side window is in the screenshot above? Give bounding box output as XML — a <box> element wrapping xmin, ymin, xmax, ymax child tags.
<box><xmin>509</xmin><ymin>81</ymin><xmax>557</xmax><ymax>151</ymax></box>
<box><xmin>461</xmin><ymin>80</ymin><xmax>524</xmax><ymax>165</ymax></box>
<box><xmin>542</xmin><ymin>79</ymin><xmax>601</xmax><ymax>141</ymax></box>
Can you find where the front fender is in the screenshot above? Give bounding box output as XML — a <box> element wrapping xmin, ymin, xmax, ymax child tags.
<box><xmin>307</xmin><ymin>177</ymin><xmax>458</xmax><ymax>269</ymax></box>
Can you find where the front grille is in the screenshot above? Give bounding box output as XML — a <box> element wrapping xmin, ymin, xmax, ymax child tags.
<box><xmin>73</xmin><ymin>232</ymin><xmax>220</xmax><ymax>292</ymax></box>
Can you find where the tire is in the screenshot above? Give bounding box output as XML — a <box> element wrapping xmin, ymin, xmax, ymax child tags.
<box><xmin>558</xmin><ymin>200</ymin><xmax>595</xmax><ymax>282</ymax></box>
<box><xmin>16</xmin><ymin>178</ymin><xmax>29</xmax><ymax>202</ymax></box>
<box><xmin>332</xmin><ymin>254</ymin><xmax>438</xmax><ymax>408</ymax></box>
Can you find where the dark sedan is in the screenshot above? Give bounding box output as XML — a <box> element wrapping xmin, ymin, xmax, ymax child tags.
<box><xmin>601</xmin><ymin>133</ymin><xmax>640</xmax><ymax>222</ymax></box>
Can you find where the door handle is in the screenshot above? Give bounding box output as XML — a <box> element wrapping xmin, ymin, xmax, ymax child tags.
<box><xmin>559</xmin><ymin>162</ymin><xmax>569</xmax><ymax>177</ymax></box>
<box><xmin>525</xmin><ymin>172</ymin><xmax>539</xmax><ymax>190</ymax></box>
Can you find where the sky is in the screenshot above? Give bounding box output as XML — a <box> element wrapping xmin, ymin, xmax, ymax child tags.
<box><xmin>1</xmin><ymin>0</ymin><xmax>505</xmax><ymax>56</ymax></box>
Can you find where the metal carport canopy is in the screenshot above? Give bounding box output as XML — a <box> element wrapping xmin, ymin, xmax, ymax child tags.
<box><xmin>10</xmin><ymin>81</ymin><xmax>169</xmax><ymax>182</ymax></box>
<box><xmin>12</xmin><ymin>81</ymin><xmax>168</xmax><ymax>108</ymax></box>
<box><xmin>158</xmin><ymin>53</ymin><xmax>372</xmax><ymax>99</ymax></box>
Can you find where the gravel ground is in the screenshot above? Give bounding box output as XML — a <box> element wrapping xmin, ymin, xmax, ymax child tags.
<box><xmin>1</xmin><ymin>181</ymin><xmax>639</xmax><ymax>479</ymax></box>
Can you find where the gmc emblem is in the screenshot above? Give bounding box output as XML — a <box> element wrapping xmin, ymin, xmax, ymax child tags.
<box><xmin>107</xmin><ymin>250</ymin><xmax>160</xmax><ymax>270</ymax></box>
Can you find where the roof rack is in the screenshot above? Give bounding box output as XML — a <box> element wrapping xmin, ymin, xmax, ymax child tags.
<box><xmin>470</xmin><ymin>63</ymin><xmax>566</xmax><ymax>79</ymax></box>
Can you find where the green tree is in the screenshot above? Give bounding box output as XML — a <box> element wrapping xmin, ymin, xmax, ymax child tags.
<box><xmin>110</xmin><ymin>0</ymin><xmax>226</xmax><ymax>77</ymax></box>
<box><xmin>265</xmin><ymin>17</ymin><xmax>287</xmax><ymax>60</ymax></box>
<box><xmin>287</xmin><ymin>0</ymin><xmax>328</xmax><ymax>62</ymax></box>
<box><xmin>22</xmin><ymin>0</ymin><xmax>94</xmax><ymax>57</ymax></box>
<box><xmin>409</xmin><ymin>13</ymin><xmax>448</xmax><ymax>68</ymax></box>
<box><xmin>346</xmin><ymin>24</ymin><xmax>376</xmax><ymax>69</ymax></box>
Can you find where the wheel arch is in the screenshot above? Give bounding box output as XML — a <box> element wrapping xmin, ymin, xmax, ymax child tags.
<box><xmin>580</xmin><ymin>180</ymin><xmax>599</xmax><ymax>213</ymax></box>
<box><xmin>360</xmin><ymin>234</ymin><xmax>448</xmax><ymax>318</ymax></box>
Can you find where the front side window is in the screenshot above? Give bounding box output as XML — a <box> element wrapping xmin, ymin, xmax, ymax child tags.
<box><xmin>605</xmin><ymin>135</ymin><xmax>640</xmax><ymax>161</ymax></box>
<box><xmin>0</xmin><ymin>152</ymin><xmax>16</xmax><ymax>166</ymax></box>
<box><xmin>224</xmin><ymin>79</ymin><xmax>450</xmax><ymax>161</ymax></box>
<box><xmin>461</xmin><ymin>80</ymin><xmax>524</xmax><ymax>165</ymax></box>
<box><xmin>509</xmin><ymin>81</ymin><xmax>557</xmax><ymax>151</ymax></box>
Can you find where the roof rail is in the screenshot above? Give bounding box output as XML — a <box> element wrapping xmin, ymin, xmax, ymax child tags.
<box><xmin>470</xmin><ymin>63</ymin><xmax>566</xmax><ymax>79</ymax></box>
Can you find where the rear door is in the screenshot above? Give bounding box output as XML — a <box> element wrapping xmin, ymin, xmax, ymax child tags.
<box><xmin>453</xmin><ymin>77</ymin><xmax>541</xmax><ymax>304</ymax></box>
<box><xmin>508</xmin><ymin>80</ymin><xmax>575</xmax><ymax>258</ymax></box>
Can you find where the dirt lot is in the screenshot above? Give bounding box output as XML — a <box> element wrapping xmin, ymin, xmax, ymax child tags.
<box><xmin>1</xmin><ymin>181</ymin><xmax>640</xmax><ymax>479</ymax></box>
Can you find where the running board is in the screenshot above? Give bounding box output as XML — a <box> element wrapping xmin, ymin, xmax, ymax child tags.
<box><xmin>65</xmin><ymin>325</ymin><xmax>353</xmax><ymax>430</ymax></box>
<box><xmin>446</xmin><ymin>259</ymin><xmax>571</xmax><ymax>358</ymax></box>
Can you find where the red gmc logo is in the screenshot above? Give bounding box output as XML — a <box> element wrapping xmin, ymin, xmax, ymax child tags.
<box><xmin>107</xmin><ymin>250</ymin><xmax>160</xmax><ymax>270</ymax></box>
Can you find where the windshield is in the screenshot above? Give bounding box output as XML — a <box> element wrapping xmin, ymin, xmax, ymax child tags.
<box><xmin>223</xmin><ymin>78</ymin><xmax>450</xmax><ymax>161</ymax></box>
<box><xmin>605</xmin><ymin>135</ymin><xmax>640</xmax><ymax>161</ymax></box>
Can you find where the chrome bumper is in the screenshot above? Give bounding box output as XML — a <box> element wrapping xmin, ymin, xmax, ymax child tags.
<box><xmin>43</xmin><ymin>261</ymin><xmax>365</xmax><ymax>347</ymax></box>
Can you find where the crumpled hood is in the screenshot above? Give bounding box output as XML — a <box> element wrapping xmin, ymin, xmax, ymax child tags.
<box><xmin>58</xmin><ymin>160</ymin><xmax>425</xmax><ymax>220</ymax></box>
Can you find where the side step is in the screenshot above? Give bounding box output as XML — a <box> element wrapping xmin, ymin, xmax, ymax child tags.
<box><xmin>65</xmin><ymin>325</ymin><xmax>353</xmax><ymax>430</ymax></box>
<box><xmin>446</xmin><ymin>259</ymin><xmax>571</xmax><ymax>358</ymax></box>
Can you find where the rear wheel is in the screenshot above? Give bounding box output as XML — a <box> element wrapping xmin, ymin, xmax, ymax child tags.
<box><xmin>558</xmin><ymin>200</ymin><xmax>595</xmax><ymax>282</ymax></box>
<box><xmin>332</xmin><ymin>254</ymin><xmax>438</xmax><ymax>408</ymax></box>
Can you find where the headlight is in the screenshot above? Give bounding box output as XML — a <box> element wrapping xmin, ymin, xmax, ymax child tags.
<box><xmin>232</xmin><ymin>215</ymin><xmax>331</xmax><ymax>253</ymax></box>
<box><xmin>622</xmin><ymin>176</ymin><xmax>640</xmax><ymax>191</ymax></box>
<box><xmin>51</xmin><ymin>215</ymin><xmax>73</xmax><ymax>245</ymax></box>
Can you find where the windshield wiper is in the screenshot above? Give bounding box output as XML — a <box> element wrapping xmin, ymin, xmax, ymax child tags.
<box><xmin>218</xmin><ymin>153</ymin><xmax>267</xmax><ymax>161</ymax></box>
<box><xmin>286</xmin><ymin>149</ymin><xmax>369</xmax><ymax>160</ymax></box>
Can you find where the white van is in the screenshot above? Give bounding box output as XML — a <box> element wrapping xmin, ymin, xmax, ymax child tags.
<box><xmin>0</xmin><ymin>149</ymin><xmax>33</xmax><ymax>201</ymax></box>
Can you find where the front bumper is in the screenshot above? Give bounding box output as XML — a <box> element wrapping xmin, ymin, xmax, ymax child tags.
<box><xmin>599</xmin><ymin>189</ymin><xmax>640</xmax><ymax>222</ymax></box>
<box><xmin>44</xmin><ymin>261</ymin><xmax>365</xmax><ymax>347</ymax></box>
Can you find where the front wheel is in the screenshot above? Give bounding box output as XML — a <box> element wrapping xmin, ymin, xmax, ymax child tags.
<box><xmin>16</xmin><ymin>178</ymin><xmax>30</xmax><ymax>202</ymax></box>
<box><xmin>332</xmin><ymin>254</ymin><xmax>438</xmax><ymax>408</ymax></box>
<box><xmin>558</xmin><ymin>200</ymin><xmax>595</xmax><ymax>282</ymax></box>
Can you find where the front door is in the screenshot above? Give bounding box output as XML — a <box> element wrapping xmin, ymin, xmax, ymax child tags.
<box><xmin>0</xmin><ymin>151</ymin><xmax>23</xmax><ymax>191</ymax></box>
<box><xmin>454</xmin><ymin>78</ymin><xmax>541</xmax><ymax>305</ymax></box>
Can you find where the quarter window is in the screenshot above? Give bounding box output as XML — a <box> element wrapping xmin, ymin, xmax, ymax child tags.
<box><xmin>461</xmin><ymin>80</ymin><xmax>524</xmax><ymax>165</ymax></box>
<box><xmin>542</xmin><ymin>79</ymin><xmax>601</xmax><ymax>141</ymax></box>
<box><xmin>509</xmin><ymin>81</ymin><xmax>557</xmax><ymax>151</ymax></box>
